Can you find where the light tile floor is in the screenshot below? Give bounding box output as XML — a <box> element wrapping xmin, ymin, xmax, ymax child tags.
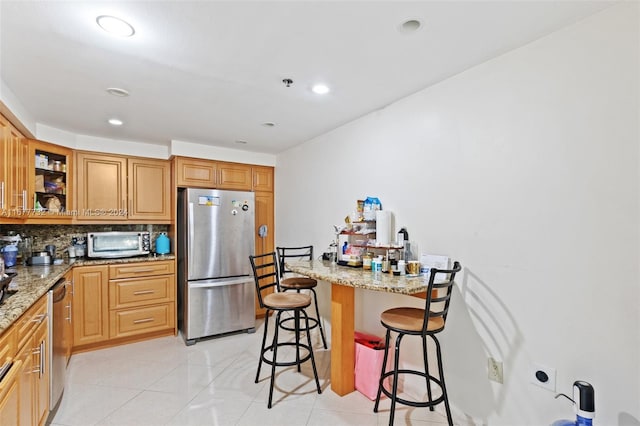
<box><xmin>49</xmin><ymin>319</ymin><xmax>449</xmax><ymax>425</ymax></box>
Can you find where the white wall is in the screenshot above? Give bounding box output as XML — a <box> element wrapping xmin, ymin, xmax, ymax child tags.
<box><xmin>275</xmin><ymin>4</ymin><xmax>639</xmax><ymax>426</ymax></box>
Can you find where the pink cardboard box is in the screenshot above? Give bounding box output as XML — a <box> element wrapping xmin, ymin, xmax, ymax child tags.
<box><xmin>354</xmin><ymin>331</ymin><xmax>391</xmax><ymax>400</ymax></box>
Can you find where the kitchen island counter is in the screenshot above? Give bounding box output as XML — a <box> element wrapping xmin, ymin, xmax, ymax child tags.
<box><xmin>0</xmin><ymin>254</ymin><xmax>176</xmax><ymax>334</ymax></box>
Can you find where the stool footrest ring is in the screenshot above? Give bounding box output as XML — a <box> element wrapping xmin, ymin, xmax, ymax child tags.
<box><xmin>379</xmin><ymin>369</ymin><xmax>445</xmax><ymax>408</ymax></box>
<box><xmin>260</xmin><ymin>342</ymin><xmax>314</xmax><ymax>368</ymax></box>
<box><xmin>279</xmin><ymin>315</ymin><xmax>321</xmax><ymax>332</ymax></box>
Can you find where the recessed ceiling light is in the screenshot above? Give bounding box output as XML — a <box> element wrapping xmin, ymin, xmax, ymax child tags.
<box><xmin>106</xmin><ymin>87</ymin><xmax>129</xmax><ymax>97</ymax></box>
<box><xmin>311</xmin><ymin>84</ymin><xmax>330</xmax><ymax>95</ymax></box>
<box><xmin>108</xmin><ymin>118</ymin><xmax>123</xmax><ymax>126</ymax></box>
<box><xmin>96</xmin><ymin>15</ymin><xmax>135</xmax><ymax>37</ymax></box>
<box><xmin>398</xmin><ymin>19</ymin><xmax>422</xmax><ymax>34</ymax></box>
<box><xmin>262</xmin><ymin>122</ymin><xmax>276</xmax><ymax>127</ymax></box>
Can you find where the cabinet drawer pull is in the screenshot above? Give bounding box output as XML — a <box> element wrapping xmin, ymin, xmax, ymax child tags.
<box><xmin>133</xmin><ymin>318</ymin><xmax>154</xmax><ymax>324</ymax></box>
<box><xmin>129</xmin><ymin>269</ymin><xmax>155</xmax><ymax>274</ymax></box>
<box><xmin>133</xmin><ymin>290</ymin><xmax>155</xmax><ymax>295</ymax></box>
<box><xmin>32</xmin><ymin>314</ymin><xmax>46</xmax><ymax>324</ymax></box>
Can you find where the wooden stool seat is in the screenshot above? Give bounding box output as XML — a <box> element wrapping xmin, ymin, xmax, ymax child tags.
<box><xmin>380</xmin><ymin>307</ymin><xmax>445</xmax><ymax>333</ymax></box>
<box><xmin>264</xmin><ymin>292</ymin><xmax>311</xmax><ymax>310</ymax></box>
<box><xmin>280</xmin><ymin>277</ymin><xmax>317</xmax><ymax>289</ymax></box>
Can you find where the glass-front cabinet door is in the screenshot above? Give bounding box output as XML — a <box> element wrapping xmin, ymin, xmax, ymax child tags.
<box><xmin>27</xmin><ymin>139</ymin><xmax>73</xmax><ymax>220</ymax></box>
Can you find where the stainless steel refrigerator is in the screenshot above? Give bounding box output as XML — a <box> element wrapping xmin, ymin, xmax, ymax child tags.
<box><xmin>177</xmin><ymin>188</ymin><xmax>256</xmax><ymax>345</ymax></box>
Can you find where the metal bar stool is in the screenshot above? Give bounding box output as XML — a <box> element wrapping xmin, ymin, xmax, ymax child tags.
<box><xmin>249</xmin><ymin>252</ymin><xmax>322</xmax><ymax>408</ymax></box>
<box><xmin>276</xmin><ymin>245</ymin><xmax>328</xmax><ymax>349</ymax></box>
<box><xmin>374</xmin><ymin>261</ymin><xmax>462</xmax><ymax>425</ymax></box>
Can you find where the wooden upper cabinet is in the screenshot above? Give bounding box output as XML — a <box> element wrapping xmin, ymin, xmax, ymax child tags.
<box><xmin>218</xmin><ymin>162</ymin><xmax>251</xmax><ymax>190</ymax></box>
<box><xmin>175</xmin><ymin>157</ymin><xmax>217</xmax><ymax>188</ymax></box>
<box><xmin>0</xmin><ymin>115</ymin><xmax>28</xmax><ymax>216</ymax></box>
<box><xmin>75</xmin><ymin>152</ymin><xmax>127</xmax><ymax>220</ymax></box>
<box><xmin>252</xmin><ymin>166</ymin><xmax>274</xmax><ymax>192</ymax></box>
<box><xmin>128</xmin><ymin>157</ymin><xmax>171</xmax><ymax>220</ymax></box>
<box><xmin>75</xmin><ymin>152</ymin><xmax>171</xmax><ymax>222</ymax></box>
<box><xmin>27</xmin><ymin>139</ymin><xmax>73</xmax><ymax>220</ymax></box>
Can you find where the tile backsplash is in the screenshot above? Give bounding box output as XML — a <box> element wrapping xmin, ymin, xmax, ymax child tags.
<box><xmin>0</xmin><ymin>224</ymin><xmax>170</xmax><ymax>257</ymax></box>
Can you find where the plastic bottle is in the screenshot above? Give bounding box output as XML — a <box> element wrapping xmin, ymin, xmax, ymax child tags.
<box><xmin>155</xmin><ymin>232</ymin><xmax>170</xmax><ymax>255</ymax></box>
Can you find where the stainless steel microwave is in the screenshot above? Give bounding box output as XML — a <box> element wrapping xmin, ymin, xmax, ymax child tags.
<box><xmin>87</xmin><ymin>231</ymin><xmax>151</xmax><ymax>258</ymax></box>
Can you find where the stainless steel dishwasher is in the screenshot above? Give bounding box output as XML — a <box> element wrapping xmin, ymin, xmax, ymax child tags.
<box><xmin>48</xmin><ymin>277</ymin><xmax>70</xmax><ymax>413</ymax></box>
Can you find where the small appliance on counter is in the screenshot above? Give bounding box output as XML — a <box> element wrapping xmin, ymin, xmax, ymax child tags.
<box><xmin>27</xmin><ymin>251</ymin><xmax>52</xmax><ymax>266</ymax></box>
<box><xmin>87</xmin><ymin>231</ymin><xmax>150</xmax><ymax>258</ymax></box>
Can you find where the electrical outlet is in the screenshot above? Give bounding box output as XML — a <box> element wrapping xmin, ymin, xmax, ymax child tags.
<box><xmin>488</xmin><ymin>357</ymin><xmax>503</xmax><ymax>383</ymax></box>
<box><xmin>531</xmin><ymin>362</ymin><xmax>556</xmax><ymax>392</ymax></box>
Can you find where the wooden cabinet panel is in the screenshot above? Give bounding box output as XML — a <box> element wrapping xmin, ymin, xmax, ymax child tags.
<box><xmin>0</xmin><ymin>324</ymin><xmax>16</xmax><ymax>364</ymax></box>
<box><xmin>109</xmin><ymin>275</ymin><xmax>173</xmax><ymax>309</ymax></box>
<box><xmin>75</xmin><ymin>152</ymin><xmax>127</xmax><ymax>220</ymax></box>
<box><xmin>109</xmin><ymin>260</ymin><xmax>174</xmax><ymax>279</ymax></box>
<box><xmin>17</xmin><ymin>339</ymin><xmax>34</xmax><ymax>426</ymax></box>
<box><xmin>128</xmin><ymin>158</ymin><xmax>171</xmax><ymax>220</ymax></box>
<box><xmin>0</xmin><ymin>115</ymin><xmax>8</xmax><ymax>214</ymax></box>
<box><xmin>2</xmin><ymin>118</ymin><xmax>28</xmax><ymax>215</ymax></box>
<box><xmin>109</xmin><ymin>304</ymin><xmax>174</xmax><ymax>339</ymax></box>
<box><xmin>175</xmin><ymin>157</ymin><xmax>217</xmax><ymax>187</ymax></box>
<box><xmin>33</xmin><ymin>317</ymin><xmax>49</xmax><ymax>426</ymax></box>
<box><xmin>252</xmin><ymin>166</ymin><xmax>274</xmax><ymax>192</ymax></box>
<box><xmin>254</xmin><ymin>191</ymin><xmax>275</xmax><ymax>316</ymax></box>
<box><xmin>218</xmin><ymin>162</ymin><xmax>251</xmax><ymax>190</ymax></box>
<box><xmin>0</xmin><ymin>360</ymin><xmax>20</xmax><ymax>426</ymax></box>
<box><xmin>72</xmin><ymin>265</ymin><xmax>109</xmax><ymax>347</ymax></box>
<box><xmin>15</xmin><ymin>296</ymin><xmax>46</xmax><ymax>352</ymax></box>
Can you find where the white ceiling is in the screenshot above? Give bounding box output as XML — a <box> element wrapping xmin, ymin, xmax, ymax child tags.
<box><xmin>0</xmin><ymin>1</ymin><xmax>613</xmax><ymax>154</ymax></box>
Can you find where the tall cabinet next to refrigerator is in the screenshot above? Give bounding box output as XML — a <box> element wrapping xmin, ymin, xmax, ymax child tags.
<box><xmin>177</xmin><ymin>188</ymin><xmax>256</xmax><ymax>345</ymax></box>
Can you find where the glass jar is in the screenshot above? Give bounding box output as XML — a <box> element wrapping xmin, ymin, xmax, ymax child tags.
<box><xmin>362</xmin><ymin>252</ymin><xmax>373</xmax><ymax>270</ymax></box>
<box><xmin>53</xmin><ymin>161</ymin><xmax>62</xmax><ymax>172</ymax></box>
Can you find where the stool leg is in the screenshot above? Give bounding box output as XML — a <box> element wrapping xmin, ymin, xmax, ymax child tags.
<box><xmin>295</xmin><ymin>310</ymin><xmax>301</xmax><ymax>372</ymax></box>
<box><xmin>268</xmin><ymin>311</ymin><xmax>282</xmax><ymax>409</ymax></box>
<box><xmin>388</xmin><ymin>332</ymin><xmax>404</xmax><ymax>426</ymax></box>
<box><xmin>310</xmin><ymin>288</ymin><xmax>328</xmax><ymax>349</ymax></box>
<box><xmin>422</xmin><ymin>335</ymin><xmax>434</xmax><ymax>411</ymax></box>
<box><xmin>374</xmin><ymin>329</ymin><xmax>391</xmax><ymax>413</ymax></box>
<box><xmin>432</xmin><ymin>335</ymin><xmax>453</xmax><ymax>426</ymax></box>
<box><xmin>256</xmin><ymin>309</ymin><xmax>271</xmax><ymax>383</ymax></box>
<box><xmin>303</xmin><ymin>310</ymin><xmax>322</xmax><ymax>394</ymax></box>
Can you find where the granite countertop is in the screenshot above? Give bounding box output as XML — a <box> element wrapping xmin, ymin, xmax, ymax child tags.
<box><xmin>285</xmin><ymin>260</ymin><xmax>431</xmax><ymax>295</ymax></box>
<box><xmin>0</xmin><ymin>254</ymin><xmax>176</xmax><ymax>334</ymax></box>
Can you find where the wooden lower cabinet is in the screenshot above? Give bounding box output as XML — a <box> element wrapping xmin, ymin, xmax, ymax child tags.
<box><xmin>33</xmin><ymin>317</ymin><xmax>49</xmax><ymax>426</ymax></box>
<box><xmin>72</xmin><ymin>265</ymin><xmax>109</xmax><ymax>348</ymax></box>
<box><xmin>73</xmin><ymin>261</ymin><xmax>175</xmax><ymax>352</ymax></box>
<box><xmin>0</xmin><ymin>328</ymin><xmax>19</xmax><ymax>426</ymax></box>
<box><xmin>0</xmin><ymin>295</ymin><xmax>48</xmax><ymax>426</ymax></box>
<box><xmin>0</xmin><ymin>359</ymin><xmax>20</xmax><ymax>426</ymax></box>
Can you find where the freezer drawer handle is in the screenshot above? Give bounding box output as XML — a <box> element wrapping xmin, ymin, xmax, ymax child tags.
<box><xmin>189</xmin><ymin>278</ymin><xmax>252</xmax><ymax>288</ymax></box>
<box><xmin>133</xmin><ymin>318</ymin><xmax>155</xmax><ymax>324</ymax></box>
<box><xmin>133</xmin><ymin>290</ymin><xmax>155</xmax><ymax>295</ymax></box>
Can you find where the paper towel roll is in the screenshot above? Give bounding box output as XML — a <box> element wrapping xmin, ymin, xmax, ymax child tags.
<box><xmin>375</xmin><ymin>210</ymin><xmax>392</xmax><ymax>246</ymax></box>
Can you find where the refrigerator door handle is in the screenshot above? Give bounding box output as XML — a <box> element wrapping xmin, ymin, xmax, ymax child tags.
<box><xmin>188</xmin><ymin>277</ymin><xmax>253</xmax><ymax>289</ymax></box>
